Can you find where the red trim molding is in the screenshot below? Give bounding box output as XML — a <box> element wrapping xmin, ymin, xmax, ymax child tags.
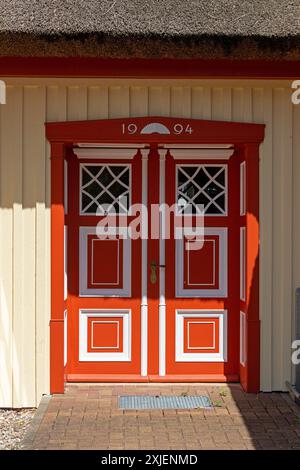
<box><xmin>50</xmin><ymin>142</ymin><xmax>66</xmax><ymax>394</ymax></box>
<box><xmin>244</xmin><ymin>144</ymin><xmax>260</xmax><ymax>393</ymax></box>
<box><xmin>46</xmin><ymin>116</ymin><xmax>265</xmax><ymax>145</ymax></box>
<box><xmin>1</xmin><ymin>57</ymin><xmax>300</xmax><ymax>79</ymax></box>
<box><xmin>66</xmin><ymin>374</ymin><xmax>239</xmax><ymax>383</ymax></box>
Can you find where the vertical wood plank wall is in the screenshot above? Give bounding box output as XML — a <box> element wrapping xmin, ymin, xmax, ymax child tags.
<box><xmin>0</xmin><ymin>79</ymin><xmax>298</xmax><ymax>406</ymax></box>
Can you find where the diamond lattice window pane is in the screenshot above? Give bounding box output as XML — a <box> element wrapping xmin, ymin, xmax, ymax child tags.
<box><xmin>177</xmin><ymin>165</ymin><xmax>227</xmax><ymax>215</ymax></box>
<box><xmin>80</xmin><ymin>164</ymin><xmax>131</xmax><ymax>214</ymax></box>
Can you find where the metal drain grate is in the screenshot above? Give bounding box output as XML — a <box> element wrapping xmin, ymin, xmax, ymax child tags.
<box><xmin>118</xmin><ymin>395</ymin><xmax>212</xmax><ymax>410</ymax></box>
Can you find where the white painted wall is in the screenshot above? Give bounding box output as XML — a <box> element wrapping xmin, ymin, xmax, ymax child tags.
<box><xmin>0</xmin><ymin>78</ymin><xmax>298</xmax><ymax>406</ymax></box>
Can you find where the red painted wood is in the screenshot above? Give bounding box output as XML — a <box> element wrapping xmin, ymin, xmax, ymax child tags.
<box><xmin>47</xmin><ymin>117</ymin><xmax>263</xmax><ymax>392</ymax></box>
<box><xmin>148</xmin><ymin>374</ymin><xmax>239</xmax><ymax>383</ymax></box>
<box><xmin>1</xmin><ymin>57</ymin><xmax>300</xmax><ymax>79</ymax></box>
<box><xmin>50</xmin><ymin>142</ymin><xmax>65</xmax><ymax>394</ymax></box>
<box><xmin>87</xmin><ymin>316</ymin><xmax>123</xmax><ymax>353</ymax></box>
<box><xmin>66</xmin><ymin>374</ymin><xmax>239</xmax><ymax>382</ymax></box>
<box><xmin>164</xmin><ymin>156</ymin><xmax>240</xmax><ymax>379</ymax></box>
<box><xmin>66</xmin><ymin>374</ymin><xmax>149</xmax><ymax>382</ymax></box>
<box><xmin>87</xmin><ymin>236</ymin><xmax>123</xmax><ymax>289</ymax></box>
<box><xmin>184</xmin><ymin>235</ymin><xmax>220</xmax><ymax>290</ymax></box>
<box><xmin>46</xmin><ymin>116</ymin><xmax>265</xmax><ymax>144</ymax></box>
<box><xmin>244</xmin><ymin>144</ymin><xmax>260</xmax><ymax>393</ymax></box>
<box><xmin>183</xmin><ymin>318</ymin><xmax>219</xmax><ymax>354</ymax></box>
<box><xmin>65</xmin><ymin>153</ymin><xmax>143</xmax><ymax>377</ymax></box>
<box><xmin>147</xmin><ymin>147</ymin><xmax>160</xmax><ymax>376</ymax></box>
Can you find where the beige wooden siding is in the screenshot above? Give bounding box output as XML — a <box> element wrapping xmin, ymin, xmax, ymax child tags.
<box><xmin>0</xmin><ymin>78</ymin><xmax>298</xmax><ymax>406</ymax></box>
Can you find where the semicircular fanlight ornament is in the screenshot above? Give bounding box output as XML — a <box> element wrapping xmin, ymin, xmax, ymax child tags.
<box><xmin>140</xmin><ymin>122</ymin><xmax>171</xmax><ymax>134</ymax></box>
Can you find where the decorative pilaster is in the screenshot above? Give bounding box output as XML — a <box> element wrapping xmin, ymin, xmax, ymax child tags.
<box><xmin>50</xmin><ymin>142</ymin><xmax>65</xmax><ymax>394</ymax></box>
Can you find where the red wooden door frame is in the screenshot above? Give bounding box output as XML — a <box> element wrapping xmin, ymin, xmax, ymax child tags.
<box><xmin>46</xmin><ymin>117</ymin><xmax>265</xmax><ymax>394</ymax></box>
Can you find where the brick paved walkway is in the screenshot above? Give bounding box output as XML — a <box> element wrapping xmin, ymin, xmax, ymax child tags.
<box><xmin>22</xmin><ymin>383</ymin><xmax>300</xmax><ymax>450</ymax></box>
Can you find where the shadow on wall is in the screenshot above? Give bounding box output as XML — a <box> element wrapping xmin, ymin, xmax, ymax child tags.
<box><xmin>0</xmin><ymin>126</ymin><xmax>51</xmax><ymax>407</ymax></box>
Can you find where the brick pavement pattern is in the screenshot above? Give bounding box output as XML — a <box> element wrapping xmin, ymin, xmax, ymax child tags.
<box><xmin>22</xmin><ymin>384</ymin><xmax>300</xmax><ymax>450</ymax></box>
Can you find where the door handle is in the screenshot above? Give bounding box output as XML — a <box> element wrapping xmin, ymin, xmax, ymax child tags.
<box><xmin>150</xmin><ymin>260</ymin><xmax>166</xmax><ymax>284</ymax></box>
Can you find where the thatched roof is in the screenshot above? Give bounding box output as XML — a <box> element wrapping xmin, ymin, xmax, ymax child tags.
<box><xmin>0</xmin><ymin>0</ymin><xmax>299</xmax><ymax>58</ymax></box>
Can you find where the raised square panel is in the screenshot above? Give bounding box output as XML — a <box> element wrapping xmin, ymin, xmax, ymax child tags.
<box><xmin>176</xmin><ymin>227</ymin><xmax>227</xmax><ymax>297</ymax></box>
<box><xmin>176</xmin><ymin>310</ymin><xmax>227</xmax><ymax>362</ymax></box>
<box><xmin>87</xmin><ymin>317</ymin><xmax>123</xmax><ymax>352</ymax></box>
<box><xmin>87</xmin><ymin>236</ymin><xmax>123</xmax><ymax>289</ymax></box>
<box><xmin>79</xmin><ymin>227</ymin><xmax>131</xmax><ymax>297</ymax></box>
<box><xmin>184</xmin><ymin>318</ymin><xmax>217</xmax><ymax>352</ymax></box>
<box><xmin>79</xmin><ymin>309</ymin><xmax>131</xmax><ymax>362</ymax></box>
<box><xmin>184</xmin><ymin>235</ymin><xmax>219</xmax><ymax>289</ymax></box>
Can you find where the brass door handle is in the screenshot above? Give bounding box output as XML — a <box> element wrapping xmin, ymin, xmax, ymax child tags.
<box><xmin>150</xmin><ymin>260</ymin><xmax>166</xmax><ymax>284</ymax></box>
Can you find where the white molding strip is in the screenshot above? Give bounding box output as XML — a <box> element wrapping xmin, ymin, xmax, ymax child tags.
<box><xmin>158</xmin><ymin>148</ymin><xmax>168</xmax><ymax>376</ymax></box>
<box><xmin>163</xmin><ymin>144</ymin><xmax>233</xmax><ymax>149</ymax></box>
<box><xmin>169</xmin><ymin>149</ymin><xmax>234</xmax><ymax>160</ymax></box>
<box><xmin>79</xmin><ymin>309</ymin><xmax>131</xmax><ymax>362</ymax></box>
<box><xmin>240</xmin><ymin>311</ymin><xmax>246</xmax><ymax>366</ymax></box>
<box><xmin>140</xmin><ymin>149</ymin><xmax>149</xmax><ymax>376</ymax></box>
<box><xmin>75</xmin><ymin>145</ymin><xmax>234</xmax><ymax>162</ymax></box>
<box><xmin>64</xmin><ymin>225</ymin><xmax>68</xmax><ymax>301</ymax></box>
<box><xmin>73</xmin><ymin>148</ymin><xmax>139</xmax><ymax>159</ymax></box>
<box><xmin>240</xmin><ymin>161</ymin><xmax>246</xmax><ymax>216</ymax></box>
<box><xmin>76</xmin><ymin>143</ymin><xmax>148</xmax><ymax>148</ymax></box>
<box><xmin>64</xmin><ymin>159</ymin><xmax>68</xmax><ymax>215</ymax></box>
<box><xmin>240</xmin><ymin>227</ymin><xmax>246</xmax><ymax>301</ymax></box>
<box><xmin>64</xmin><ymin>309</ymin><xmax>67</xmax><ymax>367</ymax></box>
<box><xmin>175</xmin><ymin>309</ymin><xmax>228</xmax><ymax>362</ymax></box>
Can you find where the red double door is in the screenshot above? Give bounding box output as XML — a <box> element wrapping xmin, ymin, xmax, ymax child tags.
<box><xmin>65</xmin><ymin>146</ymin><xmax>240</xmax><ymax>382</ymax></box>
